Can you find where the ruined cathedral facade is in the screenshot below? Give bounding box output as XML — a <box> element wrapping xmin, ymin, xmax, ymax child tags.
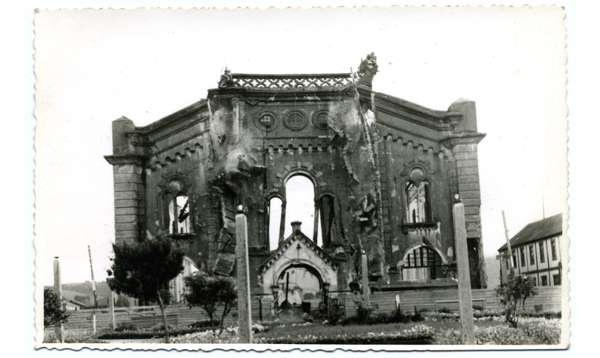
<box><xmin>106</xmin><ymin>54</ymin><xmax>487</xmax><ymax>301</ymax></box>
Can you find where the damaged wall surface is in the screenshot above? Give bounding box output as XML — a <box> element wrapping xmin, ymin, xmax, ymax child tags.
<box><xmin>105</xmin><ymin>54</ymin><xmax>487</xmax><ymax>297</ymax></box>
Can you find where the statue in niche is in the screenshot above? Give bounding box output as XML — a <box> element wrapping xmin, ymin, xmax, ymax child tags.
<box><xmin>357</xmin><ymin>52</ymin><xmax>378</xmax><ymax>87</ymax></box>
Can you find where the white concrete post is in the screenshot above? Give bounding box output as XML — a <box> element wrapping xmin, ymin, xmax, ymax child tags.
<box><xmin>453</xmin><ymin>199</ymin><xmax>475</xmax><ymax>345</ymax></box>
<box><xmin>109</xmin><ymin>291</ymin><xmax>116</xmax><ymax>330</ymax></box>
<box><xmin>361</xmin><ymin>251</ymin><xmax>370</xmax><ymax>307</ymax></box>
<box><xmin>236</xmin><ymin>205</ymin><xmax>253</xmax><ymax>343</ymax></box>
<box><xmin>53</xmin><ymin>257</ymin><xmax>64</xmax><ymax>343</ymax></box>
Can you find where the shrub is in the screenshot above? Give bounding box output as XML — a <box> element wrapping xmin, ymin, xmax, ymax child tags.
<box><xmin>114</xmin><ymin>321</ymin><xmax>136</xmax><ymax>332</ymax></box>
<box><xmin>355</xmin><ymin>299</ymin><xmax>374</xmax><ymax>323</ymax></box>
<box><xmin>411</xmin><ymin>306</ymin><xmax>424</xmax><ymax>322</ymax></box>
<box><xmin>495</xmin><ymin>275</ymin><xmax>538</xmax><ymax>328</ymax></box>
<box><xmin>44</xmin><ymin>288</ymin><xmax>70</xmax><ymax>329</ymax></box>
<box><xmin>107</xmin><ymin>234</ymin><xmax>185</xmax><ymax>343</ymax></box>
<box><xmin>388</xmin><ymin>307</ymin><xmax>411</xmax><ymax>324</ymax></box>
<box><xmin>183</xmin><ymin>272</ymin><xmax>237</xmax><ymax>336</ymax></box>
<box><xmin>188</xmin><ymin>320</ymin><xmax>221</xmax><ymax>329</ymax></box>
<box><xmin>318</xmin><ymin>298</ymin><xmax>345</xmax><ymax>324</ymax></box>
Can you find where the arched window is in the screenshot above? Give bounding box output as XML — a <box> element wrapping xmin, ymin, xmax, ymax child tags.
<box><xmin>284</xmin><ymin>175</ymin><xmax>320</xmax><ymax>244</ymax></box>
<box><xmin>405</xmin><ymin>181</ymin><xmax>431</xmax><ymax>223</ymax></box>
<box><xmin>403</xmin><ymin>246</ymin><xmax>443</xmax><ymax>281</ymax></box>
<box><xmin>319</xmin><ymin>195</ymin><xmax>335</xmax><ymax>248</ymax></box>
<box><xmin>269</xmin><ymin>197</ymin><xmax>283</xmax><ymax>250</ymax></box>
<box><xmin>164</xmin><ymin>193</ymin><xmax>191</xmax><ymax>234</ymax></box>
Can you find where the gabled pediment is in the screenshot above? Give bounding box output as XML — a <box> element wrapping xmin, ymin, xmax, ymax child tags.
<box><xmin>259</xmin><ymin>230</ymin><xmax>338</xmax><ymax>275</ymax></box>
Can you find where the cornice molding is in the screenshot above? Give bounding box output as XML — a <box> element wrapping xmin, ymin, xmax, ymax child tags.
<box><xmin>104</xmin><ymin>155</ymin><xmax>147</xmax><ymax>166</ymax></box>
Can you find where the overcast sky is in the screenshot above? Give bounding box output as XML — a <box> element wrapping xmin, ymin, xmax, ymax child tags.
<box><xmin>34</xmin><ymin>6</ymin><xmax>567</xmax><ymax>286</ymax></box>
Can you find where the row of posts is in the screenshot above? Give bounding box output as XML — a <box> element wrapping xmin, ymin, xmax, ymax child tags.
<box><xmin>50</xmin><ymin>199</ymin><xmax>473</xmax><ymax>345</ymax></box>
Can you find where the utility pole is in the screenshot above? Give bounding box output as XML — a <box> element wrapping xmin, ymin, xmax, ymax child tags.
<box><xmin>502</xmin><ymin>211</ymin><xmax>515</xmax><ymax>278</ymax></box>
<box><xmin>87</xmin><ymin>245</ymin><xmax>99</xmax><ymax>308</ymax></box>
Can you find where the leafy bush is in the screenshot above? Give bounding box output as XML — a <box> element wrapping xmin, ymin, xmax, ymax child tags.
<box><xmin>114</xmin><ymin>321</ymin><xmax>136</xmax><ymax>332</ymax></box>
<box><xmin>107</xmin><ymin>234</ymin><xmax>185</xmax><ymax>342</ymax></box>
<box><xmin>183</xmin><ymin>272</ymin><xmax>237</xmax><ymax>335</ymax></box>
<box><xmin>44</xmin><ymin>288</ymin><xmax>70</xmax><ymax>329</ymax></box>
<box><xmin>411</xmin><ymin>306</ymin><xmax>424</xmax><ymax>322</ymax></box>
<box><xmin>188</xmin><ymin>320</ymin><xmax>221</xmax><ymax>329</ymax></box>
<box><xmin>340</xmin><ymin>306</ymin><xmax>424</xmax><ymax>326</ymax></box>
<box><xmin>495</xmin><ymin>275</ymin><xmax>538</xmax><ymax>328</ymax></box>
<box><xmin>317</xmin><ymin>298</ymin><xmax>345</xmax><ymax>324</ymax></box>
<box><xmin>355</xmin><ymin>298</ymin><xmax>374</xmax><ymax>322</ymax></box>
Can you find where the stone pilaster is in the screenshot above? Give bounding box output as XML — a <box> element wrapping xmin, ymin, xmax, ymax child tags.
<box><xmin>105</xmin><ymin>117</ymin><xmax>147</xmax><ymax>245</ymax></box>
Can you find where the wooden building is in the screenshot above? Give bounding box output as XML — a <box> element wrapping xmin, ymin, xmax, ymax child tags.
<box><xmin>498</xmin><ymin>213</ymin><xmax>564</xmax><ymax>287</ymax></box>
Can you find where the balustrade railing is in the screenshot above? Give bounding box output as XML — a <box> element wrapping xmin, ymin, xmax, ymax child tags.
<box><xmin>221</xmin><ymin>73</ymin><xmax>353</xmax><ymax>89</ymax></box>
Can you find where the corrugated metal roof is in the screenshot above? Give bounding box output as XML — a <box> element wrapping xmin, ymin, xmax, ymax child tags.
<box><xmin>498</xmin><ymin>213</ymin><xmax>563</xmax><ymax>252</ymax></box>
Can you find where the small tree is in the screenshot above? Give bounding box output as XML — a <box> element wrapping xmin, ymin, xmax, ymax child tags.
<box><xmin>107</xmin><ymin>235</ymin><xmax>185</xmax><ymax>342</ymax></box>
<box><xmin>44</xmin><ymin>288</ymin><xmax>69</xmax><ymax>329</ymax></box>
<box><xmin>183</xmin><ymin>272</ymin><xmax>237</xmax><ymax>335</ymax></box>
<box><xmin>495</xmin><ymin>274</ymin><xmax>538</xmax><ymax>328</ymax></box>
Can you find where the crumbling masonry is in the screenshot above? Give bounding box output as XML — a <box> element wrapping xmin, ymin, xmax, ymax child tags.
<box><xmin>105</xmin><ymin>54</ymin><xmax>487</xmax><ymax>302</ymax></box>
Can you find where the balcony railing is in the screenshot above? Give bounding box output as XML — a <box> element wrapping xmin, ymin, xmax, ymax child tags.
<box><xmin>221</xmin><ymin>73</ymin><xmax>353</xmax><ymax>89</ymax></box>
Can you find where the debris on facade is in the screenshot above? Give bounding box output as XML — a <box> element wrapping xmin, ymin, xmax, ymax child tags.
<box><xmin>105</xmin><ymin>54</ymin><xmax>487</xmax><ymax>302</ymax></box>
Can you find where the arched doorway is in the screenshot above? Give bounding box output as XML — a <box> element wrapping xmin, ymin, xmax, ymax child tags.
<box><xmin>277</xmin><ymin>263</ymin><xmax>323</xmax><ymax>308</ymax></box>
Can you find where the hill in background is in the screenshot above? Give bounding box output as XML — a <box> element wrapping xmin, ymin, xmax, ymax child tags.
<box><xmin>45</xmin><ymin>281</ymin><xmax>112</xmax><ymax>307</ymax></box>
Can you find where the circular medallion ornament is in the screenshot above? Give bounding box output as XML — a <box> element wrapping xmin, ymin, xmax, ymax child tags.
<box><xmin>409</xmin><ymin>168</ymin><xmax>425</xmax><ymax>182</ymax></box>
<box><xmin>283</xmin><ymin>110</ymin><xmax>308</xmax><ymax>131</ymax></box>
<box><xmin>312</xmin><ymin>110</ymin><xmax>331</xmax><ymax>130</ymax></box>
<box><xmin>254</xmin><ymin>111</ymin><xmax>279</xmax><ymax>131</ymax></box>
<box><xmin>167</xmin><ymin>178</ymin><xmax>183</xmax><ymax>193</ymax></box>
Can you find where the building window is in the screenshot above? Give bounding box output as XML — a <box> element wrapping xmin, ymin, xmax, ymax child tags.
<box><xmin>532</xmin><ymin>277</ymin><xmax>537</xmax><ymax>286</ymax></box>
<box><xmin>512</xmin><ymin>252</ymin><xmax>517</xmax><ymax>268</ymax></box>
<box><xmin>284</xmin><ymin>175</ymin><xmax>320</xmax><ymax>244</ymax></box>
<box><xmin>318</xmin><ymin>195</ymin><xmax>336</xmax><ymax>249</ymax></box>
<box><xmin>539</xmin><ymin>242</ymin><xmax>546</xmax><ymax>263</ymax></box>
<box><xmin>520</xmin><ymin>247</ymin><xmax>526</xmax><ymax>267</ymax></box>
<box><xmin>551</xmin><ymin>238</ymin><xmax>558</xmax><ymax>261</ymax></box>
<box><xmin>529</xmin><ymin>245</ymin><xmax>535</xmax><ymax>265</ymax></box>
<box><xmin>403</xmin><ymin>246</ymin><xmax>443</xmax><ymax>281</ymax></box>
<box><xmin>553</xmin><ymin>274</ymin><xmax>561</xmax><ymax>286</ymax></box>
<box><xmin>541</xmin><ymin>275</ymin><xmax>548</xmax><ymax>286</ymax></box>
<box><xmin>405</xmin><ymin>181</ymin><xmax>431</xmax><ymax>223</ymax></box>
<box><xmin>166</xmin><ymin>194</ymin><xmax>191</xmax><ymax>234</ymax></box>
<box><xmin>268</xmin><ymin>197</ymin><xmax>283</xmax><ymax>251</ymax></box>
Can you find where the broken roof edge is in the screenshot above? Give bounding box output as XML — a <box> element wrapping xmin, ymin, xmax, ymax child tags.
<box><xmin>372</xmin><ymin>91</ymin><xmax>452</xmax><ymax>119</ymax></box>
<box><xmin>133</xmin><ymin>99</ymin><xmax>209</xmax><ymax>134</ymax></box>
